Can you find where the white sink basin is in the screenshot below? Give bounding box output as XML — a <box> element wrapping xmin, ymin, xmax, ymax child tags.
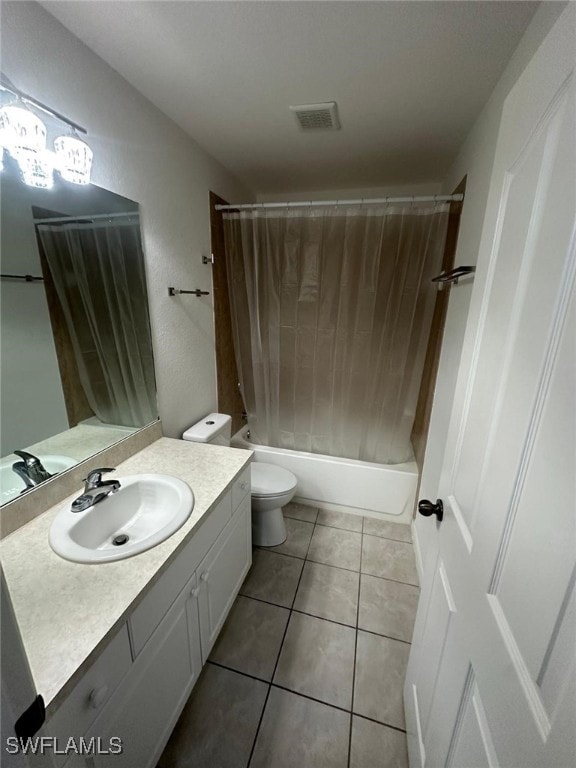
<box><xmin>0</xmin><ymin>455</ymin><xmax>77</xmax><ymax>504</ymax></box>
<box><xmin>49</xmin><ymin>474</ymin><xmax>194</xmax><ymax>564</ymax></box>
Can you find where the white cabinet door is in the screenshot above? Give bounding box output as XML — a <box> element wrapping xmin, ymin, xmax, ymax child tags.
<box><xmin>197</xmin><ymin>496</ymin><xmax>252</xmax><ymax>661</ymax></box>
<box><xmin>89</xmin><ymin>577</ymin><xmax>202</xmax><ymax>768</ymax></box>
<box><xmin>404</xmin><ymin>7</ymin><xmax>575</xmax><ymax>768</ymax></box>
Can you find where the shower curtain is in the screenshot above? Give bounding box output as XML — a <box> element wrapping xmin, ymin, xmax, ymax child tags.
<box><xmin>36</xmin><ymin>218</ymin><xmax>157</xmax><ymax>428</ymax></box>
<box><xmin>224</xmin><ymin>203</ymin><xmax>449</xmax><ymax>465</ymax></box>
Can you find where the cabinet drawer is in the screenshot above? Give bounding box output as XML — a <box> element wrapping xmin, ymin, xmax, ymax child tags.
<box><xmin>129</xmin><ymin>491</ymin><xmax>231</xmax><ymax>657</ymax></box>
<box><xmin>231</xmin><ymin>465</ymin><xmax>251</xmax><ymax>512</ymax></box>
<box><xmin>44</xmin><ymin>624</ymin><xmax>132</xmax><ymax>767</ymax></box>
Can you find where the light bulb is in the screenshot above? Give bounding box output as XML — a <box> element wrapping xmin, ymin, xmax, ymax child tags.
<box><xmin>0</xmin><ymin>104</ymin><xmax>47</xmax><ymax>154</ymax></box>
<box><xmin>14</xmin><ymin>147</ymin><xmax>55</xmax><ymax>189</ymax></box>
<box><xmin>54</xmin><ymin>134</ymin><xmax>93</xmax><ymax>185</ymax></box>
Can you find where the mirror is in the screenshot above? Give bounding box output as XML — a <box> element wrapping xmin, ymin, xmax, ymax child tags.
<box><xmin>0</xmin><ymin>166</ymin><xmax>158</xmax><ymax>506</ymax></box>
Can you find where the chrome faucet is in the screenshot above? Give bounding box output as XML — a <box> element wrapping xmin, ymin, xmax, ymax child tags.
<box><xmin>71</xmin><ymin>468</ymin><xmax>121</xmax><ymax>513</ymax></box>
<box><xmin>11</xmin><ymin>450</ymin><xmax>52</xmax><ymax>492</ymax></box>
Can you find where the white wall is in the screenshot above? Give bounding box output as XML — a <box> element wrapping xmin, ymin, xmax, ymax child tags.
<box><xmin>1</xmin><ymin>1</ymin><xmax>253</xmax><ymax>439</ymax></box>
<box><xmin>417</xmin><ymin>1</ymin><xmax>567</xmax><ymax>570</ymax></box>
<box><xmin>257</xmin><ymin>181</ymin><xmax>441</xmax><ymax>203</ymax></box>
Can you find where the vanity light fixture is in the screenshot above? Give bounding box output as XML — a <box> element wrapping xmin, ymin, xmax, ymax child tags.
<box><xmin>0</xmin><ymin>74</ymin><xmax>93</xmax><ymax>188</ymax></box>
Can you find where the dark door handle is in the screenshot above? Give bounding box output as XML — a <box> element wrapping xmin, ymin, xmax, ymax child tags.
<box><xmin>418</xmin><ymin>498</ymin><xmax>444</xmax><ymax>522</ymax></box>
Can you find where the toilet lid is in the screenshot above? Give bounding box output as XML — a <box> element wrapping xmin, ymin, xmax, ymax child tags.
<box><xmin>251</xmin><ymin>462</ymin><xmax>297</xmax><ymax>496</ymax></box>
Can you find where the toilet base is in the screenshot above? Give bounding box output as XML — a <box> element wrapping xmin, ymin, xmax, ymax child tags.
<box><xmin>252</xmin><ymin>505</ymin><xmax>287</xmax><ymax>547</ymax></box>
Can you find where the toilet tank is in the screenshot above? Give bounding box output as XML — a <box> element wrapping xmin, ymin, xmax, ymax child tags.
<box><xmin>182</xmin><ymin>413</ymin><xmax>232</xmax><ymax>446</ymax></box>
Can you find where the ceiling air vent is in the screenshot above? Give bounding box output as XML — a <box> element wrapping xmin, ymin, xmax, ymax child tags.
<box><xmin>290</xmin><ymin>101</ymin><xmax>341</xmax><ymax>131</ymax></box>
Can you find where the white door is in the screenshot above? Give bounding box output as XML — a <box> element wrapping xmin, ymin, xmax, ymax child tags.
<box><xmin>404</xmin><ymin>7</ymin><xmax>576</xmax><ymax>768</ymax></box>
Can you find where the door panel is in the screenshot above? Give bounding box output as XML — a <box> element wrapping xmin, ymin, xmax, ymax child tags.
<box><xmin>419</xmin><ymin>561</ymin><xmax>457</xmax><ymax>738</ymax></box>
<box><xmin>495</xmin><ymin>291</ymin><xmax>575</xmax><ymax>679</ymax></box>
<box><xmin>446</xmin><ymin>676</ymin><xmax>498</xmax><ymax>768</ymax></box>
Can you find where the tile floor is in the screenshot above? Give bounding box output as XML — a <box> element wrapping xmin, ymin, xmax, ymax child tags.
<box><xmin>159</xmin><ymin>503</ymin><xmax>419</xmax><ymax>768</ymax></box>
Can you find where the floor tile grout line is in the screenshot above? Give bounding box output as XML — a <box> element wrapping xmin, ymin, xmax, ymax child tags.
<box><xmin>270</xmin><ymin>682</ymin><xmax>352</xmax><ymax>717</ymax></box>
<box><xmin>353</xmin><ymin>711</ymin><xmax>407</xmax><ymax>734</ymax></box>
<box><xmin>249</xmin><ymin>547</ymin><xmax>362</xmax><ymax>579</ymax></box>
<box><xmin>297</xmin><ymin>557</ymin><xmax>363</xmax><ymax>576</ymax></box>
<box><xmin>356</xmin><ymin>626</ymin><xmax>412</xmax><ymax>645</ymax></box>
<box><xmin>255</xmin><ymin>547</ymin><xmax>306</xmax><ymax>561</ymax></box>
<box><xmin>253</xmin><ymin>547</ymin><xmax>309</xmax><ymax>563</ymax></box>
<box><xmin>246</xmin><ymin>682</ymin><xmax>272</xmax><ymax>768</ymax></box>
<box><xmin>360</xmin><ymin>571</ymin><xmax>421</xmax><ymax>590</ymax></box>
<box><xmin>207</xmin><ymin>659</ymin><xmax>271</xmax><ymax>686</ymax></box>
<box><xmin>238</xmin><ymin>588</ymin><xmax>356</xmax><ymax>628</ymax></box>
<box><xmin>363</xmin><ymin>534</ymin><xmax>414</xmax><ymax>544</ymax></box>
<box><xmin>207</xmin><ymin>660</ymin><xmax>408</xmax><ymax>735</ymax></box>
<box><xmin>362</xmin><ymin>529</ymin><xmax>413</xmax><ymax>545</ymax></box>
<box><xmin>315</xmin><ymin>522</ymin><xmax>363</xmax><ymax>534</ymax></box>
<box><xmin>348</xmin><ymin>519</ymin><xmax>364</xmax><ymax>768</ymax></box>
<box><xmin>269</xmin><ymin>683</ymin><xmax>408</xmax><ymax>735</ymax></box>
<box><xmin>238</xmin><ymin>592</ymin><xmax>295</xmax><ymax>612</ymax></box>
<box><xmin>305</xmin><ymin>555</ymin><xmax>361</xmax><ymax>575</ymax></box>
<box><xmin>254</xmin><ymin>549</ymin><xmax>419</xmax><ymax>587</ymax></box>
<box><xmin>292</xmin><ymin>607</ymin><xmax>357</xmax><ymax>630</ymax></box>
<box><xmin>362</xmin><ymin>531</ymin><xmax>414</xmax><ymax>546</ymax></box>
<box><xmin>288</xmin><ymin>507</ymin><xmax>412</xmax><ymax>543</ymax></box>
<box><xmin>283</xmin><ymin>514</ymin><xmax>319</xmax><ymax>525</ymax></box>
<box><xmin>304</xmin><ymin>551</ymin><xmax>418</xmax><ymax>587</ymax></box>
<box><xmin>247</xmin><ymin>512</ymin><xmax>317</xmax><ymax>768</ymax></box>
<box><xmin>358</xmin><ymin>569</ymin><xmax>420</xmax><ymax>588</ymax></box>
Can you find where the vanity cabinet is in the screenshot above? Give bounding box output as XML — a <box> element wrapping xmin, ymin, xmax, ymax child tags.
<box><xmin>43</xmin><ymin>469</ymin><xmax>252</xmax><ymax>768</ymax></box>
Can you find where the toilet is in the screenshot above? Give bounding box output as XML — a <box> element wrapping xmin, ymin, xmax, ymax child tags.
<box><xmin>182</xmin><ymin>413</ymin><xmax>297</xmax><ymax>547</ymax></box>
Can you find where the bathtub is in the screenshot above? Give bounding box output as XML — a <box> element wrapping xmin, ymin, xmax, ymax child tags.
<box><xmin>231</xmin><ymin>426</ymin><xmax>418</xmax><ymax>524</ymax></box>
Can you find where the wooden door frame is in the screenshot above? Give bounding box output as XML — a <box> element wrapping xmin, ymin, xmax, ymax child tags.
<box><xmin>209</xmin><ymin>191</ymin><xmax>245</xmax><ymax>435</ymax></box>
<box><xmin>411</xmin><ymin>176</ymin><xmax>467</xmax><ymax>477</ymax></box>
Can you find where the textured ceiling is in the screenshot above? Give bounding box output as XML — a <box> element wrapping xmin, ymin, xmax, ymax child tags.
<box><xmin>41</xmin><ymin>1</ymin><xmax>539</xmax><ymax>194</ymax></box>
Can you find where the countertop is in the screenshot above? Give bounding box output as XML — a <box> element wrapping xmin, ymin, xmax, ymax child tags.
<box><xmin>0</xmin><ymin>437</ymin><xmax>252</xmax><ymax>714</ymax></box>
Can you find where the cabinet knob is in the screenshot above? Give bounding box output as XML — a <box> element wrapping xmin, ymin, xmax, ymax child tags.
<box><xmin>190</xmin><ymin>586</ymin><xmax>200</xmax><ymax>599</ymax></box>
<box><xmin>240</xmin><ymin>482</ymin><xmax>248</xmax><ymax>491</ymax></box>
<box><xmin>88</xmin><ymin>685</ymin><xmax>108</xmax><ymax>709</ymax></box>
<box><xmin>200</xmin><ymin>571</ymin><xmax>209</xmax><ymax>582</ymax></box>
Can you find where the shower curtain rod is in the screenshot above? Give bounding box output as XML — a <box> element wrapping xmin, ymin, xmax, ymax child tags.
<box><xmin>215</xmin><ymin>193</ymin><xmax>464</xmax><ymax>211</ymax></box>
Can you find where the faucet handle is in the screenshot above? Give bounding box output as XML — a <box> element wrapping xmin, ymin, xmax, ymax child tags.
<box><xmin>13</xmin><ymin>450</ymin><xmax>52</xmax><ymax>482</ymax></box>
<box><xmin>14</xmin><ymin>450</ymin><xmax>41</xmax><ymax>466</ymax></box>
<box><xmin>84</xmin><ymin>468</ymin><xmax>116</xmax><ymax>489</ymax></box>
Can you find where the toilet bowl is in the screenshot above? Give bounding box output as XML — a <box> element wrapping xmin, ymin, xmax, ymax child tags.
<box><xmin>182</xmin><ymin>413</ymin><xmax>298</xmax><ymax>547</ymax></box>
<box><xmin>250</xmin><ymin>462</ymin><xmax>297</xmax><ymax>547</ymax></box>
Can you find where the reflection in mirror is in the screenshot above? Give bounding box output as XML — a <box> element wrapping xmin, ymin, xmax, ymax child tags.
<box><xmin>0</xmin><ymin>166</ymin><xmax>158</xmax><ymax>506</ymax></box>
